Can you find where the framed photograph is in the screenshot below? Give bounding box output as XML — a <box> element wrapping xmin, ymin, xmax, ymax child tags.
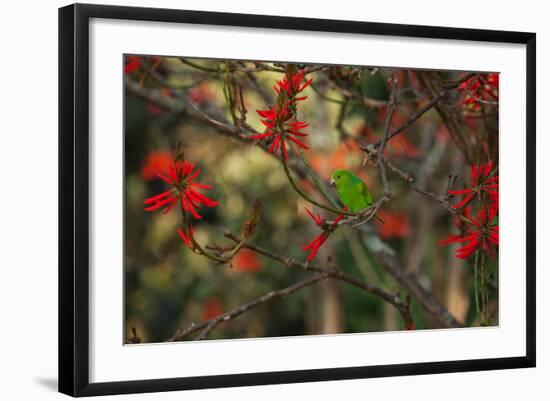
<box><xmin>59</xmin><ymin>3</ymin><xmax>536</xmax><ymax>397</ymax></box>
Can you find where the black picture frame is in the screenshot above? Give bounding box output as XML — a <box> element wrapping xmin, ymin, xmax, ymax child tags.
<box><xmin>59</xmin><ymin>3</ymin><xmax>536</xmax><ymax>397</ymax></box>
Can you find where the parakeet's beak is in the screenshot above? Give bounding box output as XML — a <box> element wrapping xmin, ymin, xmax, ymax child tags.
<box><xmin>329</xmin><ymin>178</ymin><xmax>335</xmax><ymax>187</ymax></box>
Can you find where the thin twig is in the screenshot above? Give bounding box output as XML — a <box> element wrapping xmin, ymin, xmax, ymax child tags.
<box><xmin>383</xmin><ymin>155</ymin><xmax>455</xmax><ymax>211</ymax></box>
<box><xmin>381</xmin><ymin>90</ymin><xmax>446</xmax><ymax>144</ymax></box>
<box><xmin>377</xmin><ymin>71</ymin><xmax>398</xmax><ymax>197</ymax></box>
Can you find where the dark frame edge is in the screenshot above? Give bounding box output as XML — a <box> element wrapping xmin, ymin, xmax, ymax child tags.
<box><xmin>59</xmin><ymin>3</ymin><xmax>92</xmax><ymax>397</ymax></box>
<box><xmin>525</xmin><ymin>33</ymin><xmax>536</xmax><ymax>368</ymax></box>
<box><xmin>58</xmin><ymin>4</ymin><xmax>76</xmax><ymax>397</ymax></box>
<box><xmin>71</xmin><ymin>2</ymin><xmax>533</xmax><ymax>43</ymax></box>
<box><xmin>78</xmin><ymin>356</ymin><xmax>531</xmax><ymax>397</ymax></box>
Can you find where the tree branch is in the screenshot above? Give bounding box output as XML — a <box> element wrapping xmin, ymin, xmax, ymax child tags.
<box><xmin>168</xmin><ymin>274</ymin><xmax>327</xmax><ymax>341</ymax></box>
<box><xmin>125</xmin><ymin>75</ymin><xmax>248</xmax><ymax>140</ymax></box>
<box><xmin>125</xmin><ymin>76</ymin><xmax>310</xmax><ymax>179</ymax></box>
<box><xmin>223</xmin><ymin>235</ymin><xmax>414</xmax><ymax>325</ymax></box>
<box><xmin>371</xmin><ymin>242</ymin><xmax>461</xmax><ymax>328</ymax></box>
<box><xmin>365</xmin><ymin>72</ymin><xmax>475</xmax><ymax>151</ymax></box>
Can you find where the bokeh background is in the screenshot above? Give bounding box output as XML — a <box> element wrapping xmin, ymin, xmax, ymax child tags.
<box><xmin>124</xmin><ymin>56</ymin><xmax>499</xmax><ymax>343</ymax></box>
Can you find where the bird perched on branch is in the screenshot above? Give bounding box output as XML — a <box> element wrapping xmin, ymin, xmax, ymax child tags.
<box><xmin>330</xmin><ymin>169</ymin><xmax>383</xmax><ymax>223</ymax></box>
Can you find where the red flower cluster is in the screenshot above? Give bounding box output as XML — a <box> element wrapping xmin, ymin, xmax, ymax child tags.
<box><xmin>303</xmin><ymin>208</ymin><xmax>344</xmax><ymax>261</ymax></box>
<box><xmin>441</xmin><ymin>161</ymin><xmax>499</xmax><ymax>260</ymax></box>
<box><xmin>233</xmin><ymin>249</ymin><xmax>263</xmax><ymax>272</ymax></box>
<box><xmin>250</xmin><ymin>69</ymin><xmax>313</xmax><ymax>159</ymax></box>
<box><xmin>143</xmin><ymin>159</ymin><xmax>218</xmax><ymax>219</ymax></box>
<box><xmin>251</xmin><ymin>111</ymin><xmax>309</xmax><ymax>158</ymax></box>
<box><xmin>374</xmin><ymin>210</ymin><xmax>410</xmax><ymax>239</ymax></box>
<box><xmin>124</xmin><ymin>56</ymin><xmax>141</xmax><ymax>74</ymax></box>
<box><xmin>448</xmin><ymin>161</ymin><xmax>499</xmax><ymax>209</ymax></box>
<box><xmin>440</xmin><ymin>205</ymin><xmax>499</xmax><ymax>259</ymax></box>
<box><xmin>124</xmin><ymin>55</ymin><xmax>161</xmax><ymax>75</ymax></box>
<box><xmin>272</xmin><ymin>69</ymin><xmax>313</xmax><ymax>100</ymax></box>
<box><xmin>404</xmin><ymin>321</ymin><xmax>415</xmax><ymax>330</ymax></box>
<box><xmin>202</xmin><ymin>298</ymin><xmax>224</xmax><ymax>321</ymax></box>
<box><xmin>140</xmin><ymin>151</ymin><xmax>173</xmax><ymax>181</ymax></box>
<box><xmin>459</xmin><ymin>73</ymin><xmax>499</xmax><ymax>111</ymax></box>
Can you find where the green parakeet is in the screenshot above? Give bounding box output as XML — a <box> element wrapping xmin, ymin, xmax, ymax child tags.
<box><xmin>330</xmin><ymin>169</ymin><xmax>373</xmax><ymax>212</ymax></box>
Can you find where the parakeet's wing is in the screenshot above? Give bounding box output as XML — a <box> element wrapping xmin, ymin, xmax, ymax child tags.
<box><xmin>346</xmin><ymin>181</ymin><xmax>371</xmax><ymax>212</ymax></box>
<box><xmin>358</xmin><ymin>181</ymin><xmax>372</xmax><ymax>206</ymax></box>
<box><xmin>342</xmin><ymin>180</ymin><xmax>371</xmax><ymax>212</ymax></box>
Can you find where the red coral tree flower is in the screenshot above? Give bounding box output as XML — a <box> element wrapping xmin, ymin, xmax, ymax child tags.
<box><xmin>140</xmin><ymin>151</ymin><xmax>173</xmax><ymax>181</ymax></box>
<box><xmin>273</xmin><ymin>69</ymin><xmax>313</xmax><ymax>100</ymax></box>
<box><xmin>374</xmin><ymin>210</ymin><xmax>410</xmax><ymax>239</ymax></box>
<box><xmin>124</xmin><ymin>56</ymin><xmax>141</xmax><ymax>74</ymax></box>
<box><xmin>302</xmin><ymin>208</ymin><xmax>345</xmax><ymax>261</ymax></box>
<box><xmin>233</xmin><ymin>249</ymin><xmax>262</xmax><ymax>272</ymax></box>
<box><xmin>404</xmin><ymin>321</ymin><xmax>415</xmax><ymax>330</ymax></box>
<box><xmin>176</xmin><ymin>226</ymin><xmax>195</xmax><ymax>249</ymax></box>
<box><xmin>440</xmin><ymin>205</ymin><xmax>499</xmax><ymax>259</ymax></box>
<box><xmin>143</xmin><ymin>159</ymin><xmax>218</xmax><ymax>219</ymax></box>
<box><xmin>202</xmin><ymin>298</ymin><xmax>224</xmax><ymax>321</ymax></box>
<box><xmin>250</xmin><ymin>69</ymin><xmax>312</xmax><ymax>159</ymax></box>
<box><xmin>250</xmin><ymin>106</ymin><xmax>310</xmax><ymax>159</ymax></box>
<box><xmin>449</xmin><ymin>161</ymin><xmax>499</xmax><ymax>209</ymax></box>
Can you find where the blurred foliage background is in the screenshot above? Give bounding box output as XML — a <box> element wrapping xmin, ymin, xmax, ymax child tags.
<box><xmin>124</xmin><ymin>56</ymin><xmax>499</xmax><ymax>343</ymax></box>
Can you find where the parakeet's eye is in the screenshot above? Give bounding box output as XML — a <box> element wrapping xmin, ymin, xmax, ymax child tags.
<box><xmin>337</xmin><ymin>175</ymin><xmax>341</xmax><ymax>179</ymax></box>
